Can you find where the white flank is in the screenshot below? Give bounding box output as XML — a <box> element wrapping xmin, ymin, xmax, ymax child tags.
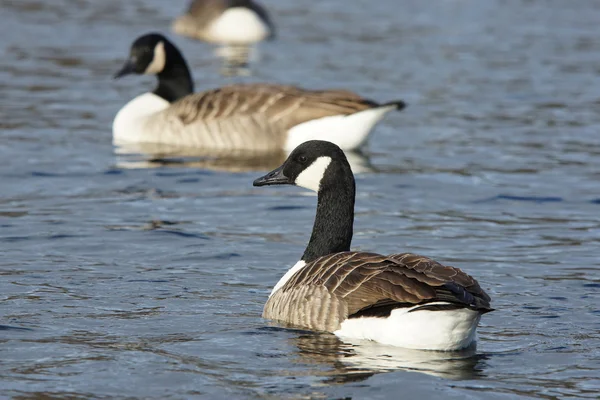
<box><xmin>295</xmin><ymin>156</ymin><xmax>332</xmax><ymax>192</ymax></box>
<box><xmin>207</xmin><ymin>7</ymin><xmax>270</xmax><ymax>44</ymax></box>
<box><xmin>270</xmin><ymin>260</ymin><xmax>306</xmax><ymax>297</ymax></box>
<box><xmin>144</xmin><ymin>41</ymin><xmax>166</xmax><ymax>75</ymax></box>
<box><xmin>112</xmin><ymin>93</ymin><xmax>169</xmax><ymax>145</ymax></box>
<box><xmin>334</xmin><ymin>302</ymin><xmax>481</xmax><ymax>351</ymax></box>
<box><xmin>284</xmin><ymin>104</ymin><xmax>397</xmax><ymax>152</ymax></box>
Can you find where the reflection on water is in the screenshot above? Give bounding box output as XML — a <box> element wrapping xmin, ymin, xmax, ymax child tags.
<box><xmin>214</xmin><ymin>44</ymin><xmax>256</xmax><ymax>77</ymax></box>
<box><xmin>291</xmin><ymin>332</ymin><xmax>485</xmax><ymax>382</ymax></box>
<box><xmin>114</xmin><ymin>142</ymin><xmax>288</xmax><ymax>172</ymax></box>
<box><xmin>114</xmin><ymin>142</ymin><xmax>375</xmax><ymax>173</ymax></box>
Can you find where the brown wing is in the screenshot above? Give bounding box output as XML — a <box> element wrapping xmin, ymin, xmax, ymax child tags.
<box><xmin>187</xmin><ymin>0</ymin><xmax>227</xmax><ymax>27</ymax></box>
<box><xmin>168</xmin><ymin>83</ymin><xmax>379</xmax><ymax>129</ymax></box>
<box><xmin>264</xmin><ymin>251</ymin><xmax>492</xmax><ymax>332</ymax></box>
<box><xmin>386</xmin><ymin>253</ymin><xmax>492</xmax><ymax>308</ymax></box>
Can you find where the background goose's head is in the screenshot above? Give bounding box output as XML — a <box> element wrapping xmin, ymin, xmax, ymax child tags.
<box><xmin>114</xmin><ymin>33</ymin><xmax>177</xmax><ymax>78</ymax></box>
<box><xmin>253</xmin><ymin>140</ymin><xmax>353</xmax><ymax>193</ymax></box>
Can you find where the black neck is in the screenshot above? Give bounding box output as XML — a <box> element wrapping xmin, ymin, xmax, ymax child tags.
<box><xmin>153</xmin><ymin>52</ymin><xmax>194</xmax><ymax>102</ymax></box>
<box><xmin>302</xmin><ymin>163</ymin><xmax>355</xmax><ymax>263</ymax></box>
<box><xmin>229</xmin><ymin>0</ymin><xmax>253</xmax><ymax>7</ymax></box>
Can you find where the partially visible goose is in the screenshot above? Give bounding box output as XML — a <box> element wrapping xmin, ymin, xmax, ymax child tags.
<box><xmin>113</xmin><ymin>33</ymin><xmax>405</xmax><ymax>152</ymax></box>
<box><xmin>253</xmin><ymin>140</ymin><xmax>493</xmax><ymax>351</ymax></box>
<box><xmin>172</xmin><ymin>0</ymin><xmax>275</xmax><ymax>45</ymax></box>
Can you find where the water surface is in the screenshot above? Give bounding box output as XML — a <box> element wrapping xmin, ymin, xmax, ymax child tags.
<box><xmin>1</xmin><ymin>0</ymin><xmax>600</xmax><ymax>398</ymax></box>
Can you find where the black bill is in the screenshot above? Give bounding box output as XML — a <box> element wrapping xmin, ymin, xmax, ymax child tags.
<box><xmin>253</xmin><ymin>165</ymin><xmax>290</xmax><ymax>186</ymax></box>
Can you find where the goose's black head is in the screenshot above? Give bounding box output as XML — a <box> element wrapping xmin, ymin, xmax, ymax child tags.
<box><xmin>253</xmin><ymin>140</ymin><xmax>354</xmax><ymax>193</ymax></box>
<box><xmin>114</xmin><ymin>33</ymin><xmax>193</xmax><ymax>102</ymax></box>
<box><xmin>114</xmin><ymin>33</ymin><xmax>173</xmax><ymax>78</ymax></box>
<box><xmin>255</xmin><ymin>140</ymin><xmax>356</xmax><ymax>262</ymax></box>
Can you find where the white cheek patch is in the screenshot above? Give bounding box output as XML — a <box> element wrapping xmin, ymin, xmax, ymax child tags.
<box><xmin>144</xmin><ymin>41</ymin><xmax>166</xmax><ymax>74</ymax></box>
<box><xmin>295</xmin><ymin>156</ymin><xmax>332</xmax><ymax>192</ymax></box>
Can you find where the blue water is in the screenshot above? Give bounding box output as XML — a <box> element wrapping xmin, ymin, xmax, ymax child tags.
<box><xmin>1</xmin><ymin>0</ymin><xmax>600</xmax><ymax>398</ymax></box>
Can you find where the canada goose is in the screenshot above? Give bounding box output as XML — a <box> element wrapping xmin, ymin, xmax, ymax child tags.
<box><xmin>253</xmin><ymin>140</ymin><xmax>493</xmax><ymax>351</ymax></box>
<box><xmin>172</xmin><ymin>0</ymin><xmax>276</xmax><ymax>74</ymax></box>
<box><xmin>172</xmin><ymin>0</ymin><xmax>275</xmax><ymax>45</ymax></box>
<box><xmin>113</xmin><ymin>33</ymin><xmax>405</xmax><ymax>152</ymax></box>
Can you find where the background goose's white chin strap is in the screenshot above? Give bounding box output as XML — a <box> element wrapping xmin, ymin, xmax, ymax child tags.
<box><xmin>295</xmin><ymin>156</ymin><xmax>332</xmax><ymax>192</ymax></box>
<box><xmin>144</xmin><ymin>41</ymin><xmax>166</xmax><ymax>74</ymax></box>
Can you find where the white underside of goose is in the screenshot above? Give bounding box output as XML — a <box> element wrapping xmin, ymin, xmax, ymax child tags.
<box><xmin>207</xmin><ymin>8</ymin><xmax>270</xmax><ymax>44</ymax></box>
<box><xmin>334</xmin><ymin>303</ymin><xmax>481</xmax><ymax>351</ymax></box>
<box><xmin>284</xmin><ymin>103</ymin><xmax>397</xmax><ymax>152</ymax></box>
<box><xmin>113</xmin><ymin>93</ymin><xmax>169</xmax><ymax>145</ymax></box>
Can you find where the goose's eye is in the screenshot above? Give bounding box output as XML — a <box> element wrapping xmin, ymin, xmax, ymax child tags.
<box><xmin>297</xmin><ymin>155</ymin><xmax>307</xmax><ymax>163</ymax></box>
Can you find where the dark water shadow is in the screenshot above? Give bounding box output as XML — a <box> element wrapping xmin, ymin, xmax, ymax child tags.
<box><xmin>0</xmin><ymin>325</ymin><xmax>34</xmax><ymax>331</ymax></box>
<box><xmin>475</xmin><ymin>194</ymin><xmax>564</xmax><ymax>204</ymax></box>
<box><xmin>10</xmin><ymin>391</ymin><xmax>97</xmax><ymax>400</ymax></box>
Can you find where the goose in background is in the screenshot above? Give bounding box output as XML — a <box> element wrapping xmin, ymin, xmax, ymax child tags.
<box><xmin>113</xmin><ymin>33</ymin><xmax>405</xmax><ymax>152</ymax></box>
<box><xmin>172</xmin><ymin>0</ymin><xmax>275</xmax><ymax>74</ymax></box>
<box><xmin>253</xmin><ymin>140</ymin><xmax>493</xmax><ymax>351</ymax></box>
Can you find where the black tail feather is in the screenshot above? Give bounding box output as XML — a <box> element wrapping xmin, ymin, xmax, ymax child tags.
<box><xmin>381</xmin><ymin>100</ymin><xmax>406</xmax><ymax>111</ymax></box>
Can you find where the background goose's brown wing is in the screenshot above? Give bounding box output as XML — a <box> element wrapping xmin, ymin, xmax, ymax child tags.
<box><xmin>264</xmin><ymin>251</ymin><xmax>492</xmax><ymax>332</ymax></box>
<box><xmin>172</xmin><ymin>0</ymin><xmax>228</xmax><ymax>40</ymax></box>
<box><xmin>186</xmin><ymin>0</ymin><xmax>227</xmax><ymax>29</ymax></box>
<box><xmin>169</xmin><ymin>84</ymin><xmax>378</xmax><ymax>129</ymax></box>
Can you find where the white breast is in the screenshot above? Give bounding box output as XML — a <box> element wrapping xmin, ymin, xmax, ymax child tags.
<box><xmin>334</xmin><ymin>303</ymin><xmax>481</xmax><ymax>351</ymax></box>
<box><xmin>284</xmin><ymin>104</ymin><xmax>397</xmax><ymax>152</ymax></box>
<box><xmin>207</xmin><ymin>7</ymin><xmax>270</xmax><ymax>44</ymax></box>
<box><xmin>113</xmin><ymin>93</ymin><xmax>169</xmax><ymax>145</ymax></box>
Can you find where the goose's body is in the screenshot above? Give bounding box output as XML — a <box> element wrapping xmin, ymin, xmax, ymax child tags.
<box><xmin>113</xmin><ymin>34</ymin><xmax>405</xmax><ymax>151</ymax></box>
<box><xmin>264</xmin><ymin>253</ymin><xmax>488</xmax><ymax>351</ymax></box>
<box><xmin>114</xmin><ymin>84</ymin><xmax>401</xmax><ymax>151</ymax></box>
<box><xmin>254</xmin><ymin>141</ymin><xmax>493</xmax><ymax>351</ymax></box>
<box><xmin>172</xmin><ymin>0</ymin><xmax>275</xmax><ymax>45</ymax></box>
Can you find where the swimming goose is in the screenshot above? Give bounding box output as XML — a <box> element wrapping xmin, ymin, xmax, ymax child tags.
<box><xmin>172</xmin><ymin>0</ymin><xmax>275</xmax><ymax>45</ymax></box>
<box><xmin>113</xmin><ymin>33</ymin><xmax>405</xmax><ymax>151</ymax></box>
<box><xmin>253</xmin><ymin>140</ymin><xmax>493</xmax><ymax>351</ymax></box>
